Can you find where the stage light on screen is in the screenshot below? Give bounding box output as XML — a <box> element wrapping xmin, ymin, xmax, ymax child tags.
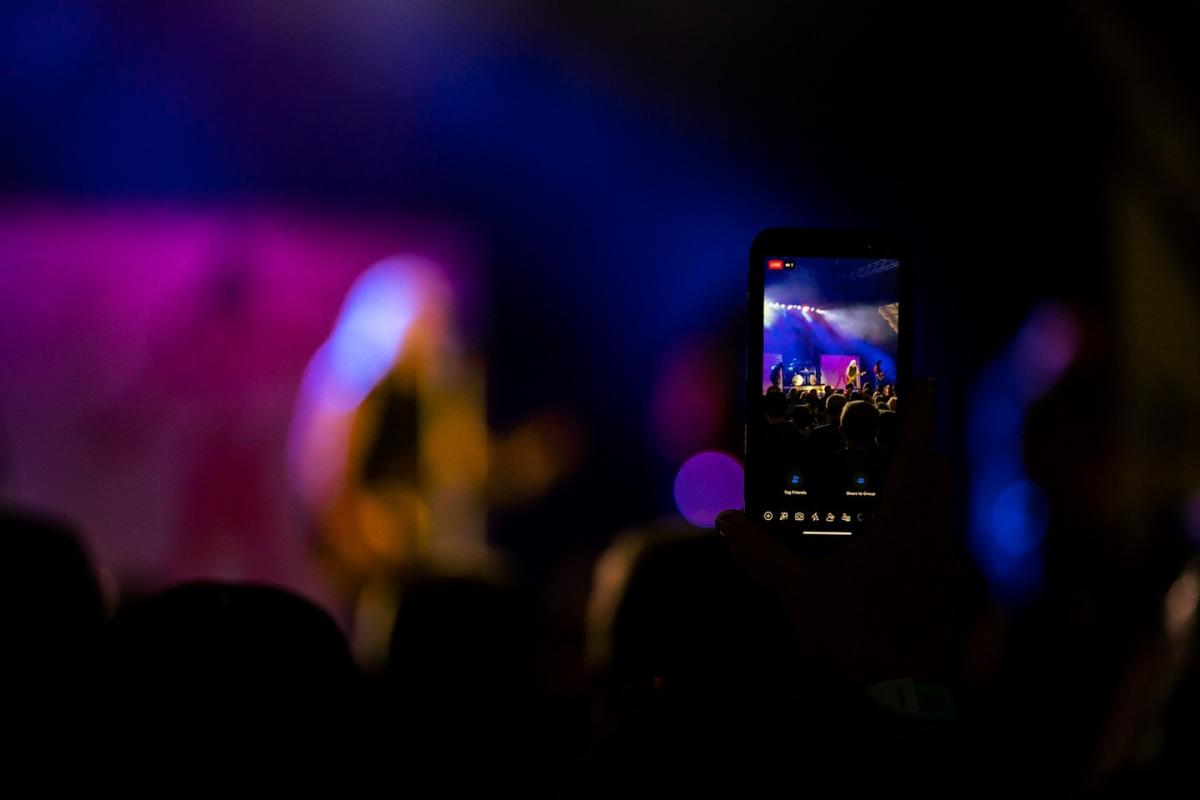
<box><xmin>763</xmin><ymin>301</ymin><xmax>779</xmax><ymax>328</ymax></box>
<box><xmin>673</xmin><ymin>450</ymin><xmax>743</xmax><ymax>528</ymax></box>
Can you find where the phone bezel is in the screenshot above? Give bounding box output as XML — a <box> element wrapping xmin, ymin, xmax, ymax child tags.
<box><xmin>745</xmin><ymin>228</ymin><xmax>912</xmax><ymax>541</ymax></box>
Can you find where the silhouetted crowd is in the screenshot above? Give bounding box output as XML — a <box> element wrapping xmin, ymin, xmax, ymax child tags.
<box><xmin>4</xmin><ymin>369</ymin><xmax>1199</xmax><ymax>795</ymax></box>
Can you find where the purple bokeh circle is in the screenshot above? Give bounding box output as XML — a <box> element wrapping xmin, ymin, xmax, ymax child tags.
<box><xmin>673</xmin><ymin>450</ymin><xmax>744</xmax><ymax>528</ymax></box>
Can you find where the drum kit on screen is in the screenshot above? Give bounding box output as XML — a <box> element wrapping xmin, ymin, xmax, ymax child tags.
<box><xmin>786</xmin><ymin>362</ymin><xmax>820</xmax><ymax>388</ymax></box>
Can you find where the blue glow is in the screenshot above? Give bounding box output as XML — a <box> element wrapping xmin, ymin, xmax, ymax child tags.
<box><xmin>410</xmin><ymin>50</ymin><xmax>787</xmax><ymax>349</ymax></box>
<box><xmin>968</xmin><ymin>304</ymin><xmax>1077</xmax><ymax>607</ymax></box>
<box><xmin>990</xmin><ymin>480</ymin><xmax>1049</xmax><ymax>555</ymax></box>
<box><xmin>316</xmin><ymin>258</ymin><xmax>422</xmax><ymax>411</ymax></box>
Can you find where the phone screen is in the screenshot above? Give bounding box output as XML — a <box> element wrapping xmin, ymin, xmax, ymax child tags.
<box><xmin>747</xmin><ymin>232</ymin><xmax>906</xmax><ymax>541</ymax></box>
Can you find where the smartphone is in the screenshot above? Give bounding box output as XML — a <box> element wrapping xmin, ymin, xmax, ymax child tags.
<box><xmin>745</xmin><ymin>229</ymin><xmax>910</xmax><ymax>547</ymax></box>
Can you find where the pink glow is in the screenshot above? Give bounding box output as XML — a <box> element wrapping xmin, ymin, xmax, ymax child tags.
<box><xmin>0</xmin><ymin>201</ymin><xmax>473</xmax><ymax>605</ymax></box>
<box><xmin>1015</xmin><ymin>304</ymin><xmax>1079</xmax><ymax>397</ymax></box>
<box><xmin>1185</xmin><ymin>490</ymin><xmax>1200</xmax><ymax>547</ymax></box>
<box><xmin>651</xmin><ymin>340</ymin><xmax>725</xmax><ymax>459</ymax></box>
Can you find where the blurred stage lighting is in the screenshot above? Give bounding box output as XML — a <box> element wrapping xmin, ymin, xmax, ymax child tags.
<box><xmin>969</xmin><ymin>304</ymin><xmax>1079</xmax><ymax>607</ymax></box>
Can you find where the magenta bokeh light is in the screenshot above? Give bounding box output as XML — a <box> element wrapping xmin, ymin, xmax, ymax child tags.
<box><xmin>1186</xmin><ymin>490</ymin><xmax>1200</xmax><ymax>548</ymax></box>
<box><xmin>650</xmin><ymin>340</ymin><xmax>725</xmax><ymax>460</ymax></box>
<box><xmin>673</xmin><ymin>450</ymin><xmax>743</xmax><ymax>528</ymax></box>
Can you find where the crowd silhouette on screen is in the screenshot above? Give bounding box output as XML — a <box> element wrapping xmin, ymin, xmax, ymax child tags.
<box><xmin>760</xmin><ymin>383</ymin><xmax>898</xmax><ymax>503</ymax></box>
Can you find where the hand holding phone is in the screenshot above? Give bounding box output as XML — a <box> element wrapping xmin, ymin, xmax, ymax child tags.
<box><xmin>721</xmin><ymin>379</ymin><xmax>960</xmax><ymax>685</ymax></box>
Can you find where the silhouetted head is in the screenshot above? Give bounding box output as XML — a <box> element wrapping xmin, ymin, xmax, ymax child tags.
<box><xmin>764</xmin><ymin>390</ymin><xmax>788</xmax><ymax>423</ymax></box>
<box><xmin>383</xmin><ymin>574</ymin><xmax>537</xmax><ymax>790</ymax></box>
<box><xmin>386</xmin><ymin>574</ymin><xmax>532</xmax><ymax>699</ymax></box>
<box><xmin>789</xmin><ymin>405</ymin><xmax>812</xmax><ymax>431</ymax></box>
<box><xmin>2</xmin><ymin>509</ymin><xmax>103</xmax><ymax>674</ymax></box>
<box><xmin>101</xmin><ymin>581</ymin><xmax>357</xmax><ymax>733</ymax></box>
<box><xmin>840</xmin><ymin>400</ymin><xmax>880</xmax><ymax>448</ymax></box>
<box><xmin>825</xmin><ymin>393</ymin><xmax>848</xmax><ymax>427</ymax></box>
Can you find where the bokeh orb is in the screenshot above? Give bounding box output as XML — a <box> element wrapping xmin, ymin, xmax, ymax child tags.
<box><xmin>673</xmin><ymin>450</ymin><xmax>743</xmax><ymax>528</ymax></box>
<box><xmin>990</xmin><ymin>479</ymin><xmax>1050</xmax><ymax>555</ymax></box>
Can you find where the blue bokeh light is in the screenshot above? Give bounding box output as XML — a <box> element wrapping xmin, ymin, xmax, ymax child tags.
<box><xmin>968</xmin><ymin>304</ymin><xmax>1077</xmax><ymax>607</ymax></box>
<box><xmin>990</xmin><ymin>480</ymin><xmax>1050</xmax><ymax>556</ymax></box>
